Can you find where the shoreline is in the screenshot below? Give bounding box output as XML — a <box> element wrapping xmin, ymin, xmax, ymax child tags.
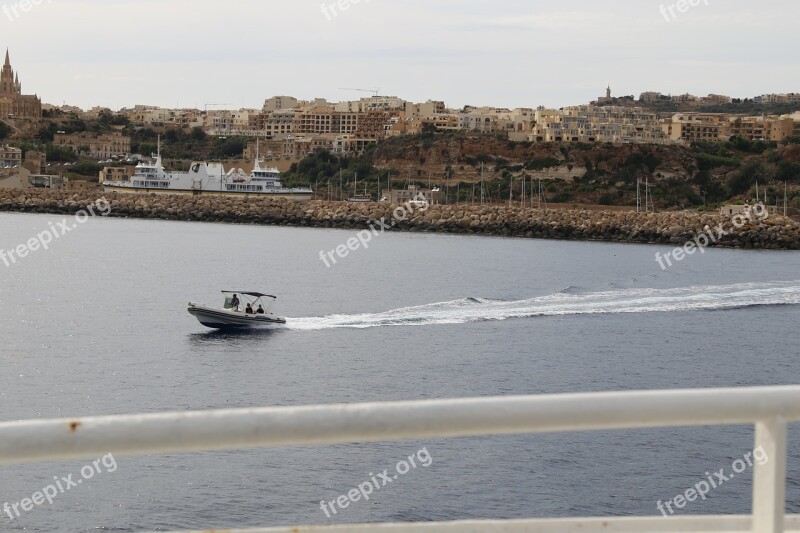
<box><xmin>1</xmin><ymin>190</ymin><xmax>798</xmax><ymax>250</ymax></box>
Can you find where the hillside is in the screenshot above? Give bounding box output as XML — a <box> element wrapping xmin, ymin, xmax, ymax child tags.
<box><xmin>284</xmin><ymin>132</ymin><xmax>800</xmax><ymax>210</ymax></box>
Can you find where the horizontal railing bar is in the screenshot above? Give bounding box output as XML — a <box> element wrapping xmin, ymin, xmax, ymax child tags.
<box><xmin>2</xmin><ymin>386</ymin><xmax>800</xmax><ymax>465</ymax></box>
<box><xmin>154</xmin><ymin>515</ymin><xmax>800</xmax><ymax>533</ymax></box>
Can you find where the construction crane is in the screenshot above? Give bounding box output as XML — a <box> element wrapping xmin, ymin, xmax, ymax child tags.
<box><xmin>338</xmin><ymin>88</ymin><xmax>382</xmax><ymax>97</ymax></box>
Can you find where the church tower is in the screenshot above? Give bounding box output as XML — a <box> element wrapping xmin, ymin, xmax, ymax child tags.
<box><xmin>0</xmin><ymin>49</ymin><xmax>21</xmax><ymax>97</ymax></box>
<box><xmin>0</xmin><ymin>48</ymin><xmax>42</xmax><ymax>121</ymax></box>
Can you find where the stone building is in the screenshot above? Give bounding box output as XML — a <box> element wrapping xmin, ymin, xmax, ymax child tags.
<box><xmin>54</xmin><ymin>132</ymin><xmax>131</xmax><ymax>159</ymax></box>
<box><xmin>0</xmin><ymin>144</ymin><xmax>21</xmax><ymax>167</ymax></box>
<box><xmin>663</xmin><ymin>113</ymin><xmax>800</xmax><ymax>143</ymax></box>
<box><xmin>382</xmin><ymin>185</ymin><xmax>444</xmax><ymax>206</ymax></box>
<box><xmin>0</xmin><ymin>50</ymin><xmax>41</xmax><ymax>120</ymax></box>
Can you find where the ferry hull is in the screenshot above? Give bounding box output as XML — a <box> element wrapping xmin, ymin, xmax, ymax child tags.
<box><xmin>104</xmin><ymin>185</ymin><xmax>313</xmax><ymax>201</ymax></box>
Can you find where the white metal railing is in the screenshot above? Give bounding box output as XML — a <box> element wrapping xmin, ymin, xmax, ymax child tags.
<box><xmin>1</xmin><ymin>386</ymin><xmax>798</xmax><ymax>533</ymax></box>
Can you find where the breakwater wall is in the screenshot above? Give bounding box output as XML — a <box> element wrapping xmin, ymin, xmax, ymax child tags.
<box><xmin>1</xmin><ymin>190</ymin><xmax>798</xmax><ymax>250</ymax></box>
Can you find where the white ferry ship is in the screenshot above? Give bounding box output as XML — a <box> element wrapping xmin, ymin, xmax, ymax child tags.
<box><xmin>103</xmin><ymin>141</ymin><xmax>313</xmax><ymax>200</ymax></box>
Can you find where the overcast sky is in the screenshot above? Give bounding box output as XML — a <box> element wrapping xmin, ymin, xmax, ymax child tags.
<box><xmin>1</xmin><ymin>0</ymin><xmax>797</xmax><ymax>110</ymax></box>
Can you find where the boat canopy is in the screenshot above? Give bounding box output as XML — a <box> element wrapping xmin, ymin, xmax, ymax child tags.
<box><xmin>222</xmin><ymin>291</ymin><xmax>277</xmax><ymax>299</ymax></box>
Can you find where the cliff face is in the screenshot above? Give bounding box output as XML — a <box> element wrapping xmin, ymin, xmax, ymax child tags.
<box><xmin>1</xmin><ymin>190</ymin><xmax>798</xmax><ymax>251</ymax></box>
<box><xmin>372</xmin><ymin>134</ymin><xmax>699</xmax><ymax>184</ymax></box>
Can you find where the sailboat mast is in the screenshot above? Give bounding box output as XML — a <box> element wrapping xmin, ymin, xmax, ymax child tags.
<box><xmin>538</xmin><ymin>179</ymin><xmax>541</xmax><ymax>209</ymax></box>
<box><xmin>445</xmin><ymin>170</ymin><xmax>449</xmax><ymax>205</ymax></box>
<box><xmin>637</xmin><ymin>179</ymin><xmax>641</xmax><ymax>213</ymax></box>
<box><xmin>480</xmin><ymin>163</ymin><xmax>485</xmax><ymax>206</ymax></box>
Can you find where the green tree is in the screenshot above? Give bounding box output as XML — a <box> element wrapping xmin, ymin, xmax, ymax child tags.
<box><xmin>728</xmin><ymin>160</ymin><xmax>775</xmax><ymax>195</ymax></box>
<box><xmin>420</xmin><ymin>122</ymin><xmax>438</xmax><ymax>135</ymax></box>
<box><xmin>111</xmin><ymin>115</ymin><xmax>130</xmax><ymax>127</ymax></box>
<box><xmin>72</xmin><ymin>160</ymin><xmax>103</xmax><ymax>176</ymax></box>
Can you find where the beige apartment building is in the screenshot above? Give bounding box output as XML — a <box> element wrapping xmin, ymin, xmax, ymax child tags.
<box><xmin>176</xmin><ymin>109</ymin><xmax>202</xmax><ymax>129</ymax></box>
<box><xmin>244</xmin><ymin>139</ymin><xmax>284</xmax><ymax>160</ymax></box>
<box><xmin>639</xmin><ymin>92</ymin><xmax>732</xmax><ymax>105</ymax></box>
<box><xmin>122</xmin><ymin>105</ymin><xmax>175</xmax><ymax>126</ymax></box>
<box><xmin>0</xmin><ymin>144</ymin><xmax>21</xmax><ymax>167</ymax></box>
<box><xmin>296</xmin><ymin>107</ymin><xmax>359</xmax><ymax>135</ymax></box>
<box><xmin>702</xmin><ymin>94</ymin><xmax>733</xmax><ymax>105</ymax></box>
<box><xmin>54</xmin><ymin>132</ymin><xmax>131</xmax><ymax>159</ymax></box>
<box><xmin>663</xmin><ymin>113</ymin><xmax>725</xmax><ymax>142</ymax></box>
<box><xmin>297</xmin><ymin>107</ymin><xmax>334</xmax><ymax>134</ymax></box>
<box><xmin>331</xmin><ymin>134</ymin><xmax>383</xmax><ymax>154</ymax></box>
<box><xmin>335</xmin><ymin>96</ymin><xmax>406</xmax><ymax>113</ymax></box>
<box><xmin>293</xmin><ymin>107</ymin><xmax>399</xmax><ymax>138</ymax></box>
<box><xmin>263</xmin><ymin>96</ymin><xmax>300</xmax><ymax>112</ymax></box>
<box><xmin>531</xmin><ymin>106</ymin><xmax>668</xmax><ymax>144</ymax></box>
<box><xmin>355</xmin><ymin>110</ymin><xmax>401</xmax><ymax>140</ymax></box>
<box><xmin>664</xmin><ymin>113</ymin><xmax>799</xmax><ymax>143</ymax></box>
<box><xmin>639</xmin><ymin>91</ymin><xmax>663</xmax><ymax>103</ymax></box>
<box><xmin>98</xmin><ymin>166</ymin><xmax>135</xmax><ymax>183</ymax></box>
<box><xmin>118</xmin><ymin>106</ymin><xmax>201</xmax><ymax>129</ymax></box>
<box><xmin>411</xmin><ymin>114</ymin><xmax>460</xmax><ymax>134</ymax></box>
<box><xmin>0</xmin><ymin>152</ymin><xmax>61</xmax><ymax>190</ymax></box>
<box><xmin>756</xmin><ymin>93</ymin><xmax>800</xmax><ymax>104</ymax></box>
<box><xmin>254</xmin><ymin>109</ymin><xmax>297</xmax><ymax>136</ymax></box>
<box><xmin>461</xmin><ymin>113</ymin><xmax>498</xmax><ymax>133</ymax></box>
<box><xmin>404</xmin><ymin>100</ymin><xmax>446</xmax><ymax>118</ymax></box>
<box><xmin>244</xmin><ymin>135</ymin><xmax>336</xmax><ymax>161</ymax></box>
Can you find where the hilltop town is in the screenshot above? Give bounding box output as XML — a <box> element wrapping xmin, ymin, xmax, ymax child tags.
<box><xmin>0</xmin><ymin>50</ymin><xmax>798</xmax><ymax>212</ymax></box>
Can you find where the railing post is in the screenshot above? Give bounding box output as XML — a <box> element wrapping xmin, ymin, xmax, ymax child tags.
<box><xmin>753</xmin><ymin>417</ymin><xmax>787</xmax><ymax>533</ymax></box>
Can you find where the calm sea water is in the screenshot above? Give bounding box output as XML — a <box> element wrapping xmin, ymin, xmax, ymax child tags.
<box><xmin>0</xmin><ymin>211</ymin><xmax>798</xmax><ymax>532</ymax></box>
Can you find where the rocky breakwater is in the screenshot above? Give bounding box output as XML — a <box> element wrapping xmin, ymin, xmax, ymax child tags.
<box><xmin>1</xmin><ymin>189</ymin><xmax>798</xmax><ymax>250</ymax></box>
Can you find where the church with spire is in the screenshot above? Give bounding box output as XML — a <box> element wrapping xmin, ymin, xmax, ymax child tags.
<box><xmin>0</xmin><ymin>49</ymin><xmax>42</xmax><ymax>120</ymax></box>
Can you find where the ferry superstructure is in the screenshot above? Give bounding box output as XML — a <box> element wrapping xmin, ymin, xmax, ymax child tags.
<box><xmin>102</xmin><ymin>142</ymin><xmax>313</xmax><ymax>200</ymax></box>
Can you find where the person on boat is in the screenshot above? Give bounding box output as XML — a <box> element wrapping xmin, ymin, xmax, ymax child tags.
<box><xmin>256</xmin><ymin>305</ymin><xmax>265</xmax><ymax>314</ymax></box>
<box><xmin>245</xmin><ymin>303</ymin><xmax>254</xmax><ymax>314</ymax></box>
<box><xmin>231</xmin><ymin>294</ymin><xmax>240</xmax><ymax>311</ymax></box>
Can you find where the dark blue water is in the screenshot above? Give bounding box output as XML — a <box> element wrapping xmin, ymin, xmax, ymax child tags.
<box><xmin>0</xmin><ymin>211</ymin><xmax>798</xmax><ymax>532</ymax></box>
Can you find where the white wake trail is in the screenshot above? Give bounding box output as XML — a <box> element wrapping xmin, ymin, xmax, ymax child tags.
<box><xmin>286</xmin><ymin>281</ymin><xmax>800</xmax><ymax>331</ymax></box>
